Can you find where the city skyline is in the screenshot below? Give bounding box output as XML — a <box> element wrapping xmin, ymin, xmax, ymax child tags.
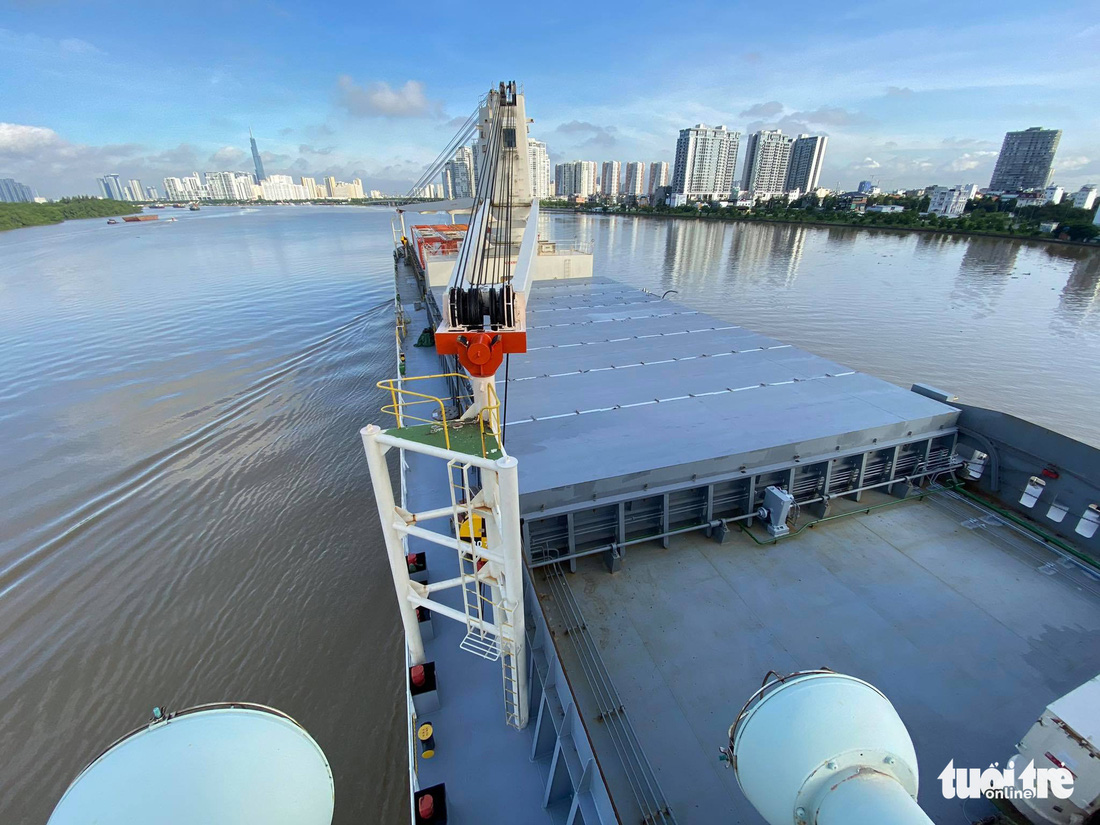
<box><xmin>1</xmin><ymin>1</ymin><xmax>1097</xmax><ymax>198</ymax></box>
<box><xmin>80</xmin><ymin>118</ymin><xmax>1091</xmax><ymax>206</ymax></box>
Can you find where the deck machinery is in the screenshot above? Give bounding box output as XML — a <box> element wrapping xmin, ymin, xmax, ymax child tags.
<box><xmin>436</xmin><ymin>81</ymin><xmax>534</xmax><ymax>399</ymax></box>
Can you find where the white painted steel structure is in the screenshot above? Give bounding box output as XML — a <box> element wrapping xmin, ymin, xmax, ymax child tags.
<box><xmin>729</xmin><ymin>671</ymin><xmax>933</xmax><ymax>825</ymax></box>
<box><xmin>1006</xmin><ymin>672</ymin><xmax>1100</xmax><ymax>824</ymax></box>
<box><xmin>360</xmin><ymin>425</ymin><xmax>529</xmax><ymax>730</ymax></box>
<box><xmin>48</xmin><ymin>704</ymin><xmax>334</xmax><ymax>825</ymax></box>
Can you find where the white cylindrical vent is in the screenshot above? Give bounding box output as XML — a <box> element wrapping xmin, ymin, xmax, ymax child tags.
<box><xmin>816</xmin><ymin>770</ymin><xmax>935</xmax><ymax>825</ymax></box>
<box><xmin>49</xmin><ymin>704</ymin><xmax>334</xmax><ymax>825</ymax></box>
<box><xmin>730</xmin><ymin>671</ymin><xmax>933</xmax><ymax>825</ymax></box>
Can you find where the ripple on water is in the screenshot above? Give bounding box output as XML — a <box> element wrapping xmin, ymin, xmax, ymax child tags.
<box><xmin>1</xmin><ymin>207</ymin><xmax>1097</xmax><ymax>824</ymax></box>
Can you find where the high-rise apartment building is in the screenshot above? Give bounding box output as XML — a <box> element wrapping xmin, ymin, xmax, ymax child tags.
<box><xmin>671</xmin><ymin>125</ymin><xmax>739</xmax><ymax>200</ymax></box>
<box><xmin>577</xmin><ymin>161</ymin><xmax>597</xmax><ymax>197</ymax></box>
<box><xmin>528</xmin><ymin>140</ymin><xmax>551</xmax><ymax>199</ymax></box>
<box><xmin>647</xmin><ymin>162</ymin><xmax>669</xmax><ymax>197</ymax></box>
<box><xmin>443</xmin><ymin>146</ymin><xmax>475</xmax><ymax>199</ymax></box>
<box><xmin>741</xmin><ymin>130</ymin><xmax>794</xmax><ymax>199</ymax></box>
<box><xmin>205</xmin><ymin>172</ymin><xmax>237</xmax><ymax>200</ymax></box>
<box><xmin>413</xmin><ymin>183</ymin><xmax>444</xmax><ymax>199</ymax></box>
<box><xmin>440</xmin><ymin>167</ymin><xmax>454</xmax><ymax>199</ymax></box>
<box><xmin>233</xmin><ymin>174</ymin><xmax>256</xmax><ymax>200</ymax></box>
<box><xmin>622</xmin><ymin>162</ymin><xmax>645</xmax><ymax>197</ymax></box>
<box><xmin>127</xmin><ymin>179</ymin><xmax>144</xmax><ymax>201</ymax></box>
<box><xmin>554</xmin><ymin>163</ymin><xmax>573</xmax><ymax>198</ymax></box>
<box><xmin>0</xmin><ymin>177</ymin><xmax>35</xmax><ymax>202</ymax></box>
<box><xmin>458</xmin><ymin>145</ymin><xmax>476</xmax><ymax>192</ymax></box>
<box><xmin>182</xmin><ymin>174</ymin><xmax>206</xmax><ymax>200</ymax></box>
<box><xmin>261</xmin><ymin>174</ymin><xmax>309</xmax><ymax>201</ymax></box>
<box><xmin>989</xmin><ymin>127</ymin><xmax>1061</xmax><ymax>191</ymax></box>
<box><xmin>555</xmin><ymin>161</ymin><xmax>597</xmax><ymax>198</ymax></box>
<box><xmin>600</xmin><ymin>161</ymin><xmax>621</xmax><ymax>198</ymax></box>
<box><xmin>784</xmin><ymin>135</ymin><xmax>827</xmax><ymax>194</ymax></box>
<box><xmin>98</xmin><ymin>174</ymin><xmax>126</xmax><ymax>200</ymax></box>
<box><xmin>300</xmin><ymin>177</ymin><xmax>319</xmax><ymax>199</ymax></box>
<box><xmin>162</xmin><ymin>177</ymin><xmax>186</xmax><ymax>201</ymax></box>
<box><xmin>250</xmin><ymin>127</ymin><xmax>266</xmax><ymax>183</ymax></box>
<box><xmin>325</xmin><ymin>176</ymin><xmax>337</xmax><ymax>198</ymax></box>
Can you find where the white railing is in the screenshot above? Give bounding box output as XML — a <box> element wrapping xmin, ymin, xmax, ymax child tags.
<box><xmin>537</xmin><ymin>240</ymin><xmax>592</xmax><ymax>256</ymax></box>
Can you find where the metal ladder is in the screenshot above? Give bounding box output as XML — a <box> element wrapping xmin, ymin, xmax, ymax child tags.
<box><xmin>449</xmin><ymin>459</ymin><xmax>501</xmax><ymax>661</ymax></box>
<box><xmin>500</xmin><ymin>617</ymin><xmax>522</xmax><ymax>729</ymax></box>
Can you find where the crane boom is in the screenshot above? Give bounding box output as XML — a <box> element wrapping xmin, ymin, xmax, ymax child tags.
<box><xmin>434</xmin><ymin>81</ymin><xmax>535</xmax><ymax>381</ymax></box>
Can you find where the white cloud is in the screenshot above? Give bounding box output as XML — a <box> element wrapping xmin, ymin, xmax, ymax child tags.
<box><xmin>739</xmin><ymin>101</ymin><xmax>784</xmax><ymax>118</ymax></box>
<box><xmin>788</xmin><ymin>106</ymin><xmax>870</xmax><ymax>127</ymax></box>
<box><xmin>554</xmin><ymin>120</ymin><xmax>619</xmax><ymax>149</ymax></box>
<box><xmin>209</xmin><ymin>146</ymin><xmax>246</xmax><ymax>166</ymax></box>
<box><xmin>336</xmin><ymin>77</ymin><xmax>440</xmax><ymax>118</ymax></box>
<box><xmin>1057</xmin><ymin>155</ymin><xmax>1091</xmax><ymax>171</ymax></box>
<box><xmin>850</xmin><ymin>157</ymin><xmax>881</xmax><ymax>170</ymax></box>
<box><xmin>0</xmin><ymin>122</ymin><xmax>65</xmax><ymax>156</ymax></box>
<box><xmin>944</xmin><ymin>150</ymin><xmax>997</xmax><ymax>172</ymax></box>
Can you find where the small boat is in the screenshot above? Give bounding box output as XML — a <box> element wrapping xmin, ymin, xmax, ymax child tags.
<box><xmin>166</xmin><ymin>217</ymin><xmax>177</xmax><ymax>222</ymax></box>
<box><xmin>172</xmin><ymin>203</ymin><xmax>186</xmax><ymax>208</ymax></box>
<box><xmin>189</xmin><ymin>204</ymin><xmax>200</xmax><ymax>211</ymax></box>
<box><xmin>122</xmin><ymin>215</ymin><xmax>158</xmax><ymax>222</ymax></box>
<box><xmin>106</xmin><ymin>219</ymin><xmax>118</xmax><ymax>225</ymax></box>
<box><xmin>148</xmin><ymin>203</ymin><xmax>166</xmax><ymax>209</ymax></box>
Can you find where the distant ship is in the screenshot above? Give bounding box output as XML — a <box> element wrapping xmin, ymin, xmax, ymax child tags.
<box><xmin>172</xmin><ymin>203</ymin><xmax>186</xmax><ymax>208</ymax></box>
<box><xmin>148</xmin><ymin>204</ymin><xmax>166</xmax><ymax>209</ymax></box>
<box><xmin>122</xmin><ymin>215</ymin><xmax>157</xmax><ymax>223</ymax></box>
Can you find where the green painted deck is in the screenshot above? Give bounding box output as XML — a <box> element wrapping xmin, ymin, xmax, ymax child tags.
<box><xmin>384</xmin><ymin>420</ymin><xmax>503</xmax><ymax>460</ymax></box>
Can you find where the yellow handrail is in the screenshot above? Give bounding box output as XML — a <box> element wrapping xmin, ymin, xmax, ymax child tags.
<box><xmin>480</xmin><ymin>381</ymin><xmax>502</xmax><ymax>458</ymax></box>
<box><xmin>377</xmin><ymin>373</ymin><xmax>502</xmax><ymax>458</ymax></box>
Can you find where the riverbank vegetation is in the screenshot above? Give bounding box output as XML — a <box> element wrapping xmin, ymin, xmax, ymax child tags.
<box><xmin>541</xmin><ymin>195</ymin><xmax>1100</xmax><ymax>243</ymax></box>
<box><xmin>0</xmin><ymin>198</ymin><xmax>143</xmax><ymax>232</ymax></box>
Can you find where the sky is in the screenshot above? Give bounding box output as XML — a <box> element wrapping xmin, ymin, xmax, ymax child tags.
<box><xmin>1</xmin><ymin>0</ymin><xmax>1098</xmax><ymax>198</ymax></box>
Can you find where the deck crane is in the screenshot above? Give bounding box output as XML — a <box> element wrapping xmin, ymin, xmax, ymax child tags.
<box><xmin>355</xmin><ymin>82</ymin><xmax>539</xmax><ymax>738</ymax></box>
<box><xmin>434</xmin><ymin>81</ymin><xmax>538</xmax><ymax>425</ymax></box>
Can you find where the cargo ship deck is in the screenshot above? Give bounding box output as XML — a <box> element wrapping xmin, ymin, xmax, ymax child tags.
<box><xmin>535</xmin><ymin>488</ymin><xmax>1100</xmax><ymax>824</ymax></box>
<box><xmin>388</xmin><ymin>261</ymin><xmax>1100</xmax><ymax>825</ymax></box>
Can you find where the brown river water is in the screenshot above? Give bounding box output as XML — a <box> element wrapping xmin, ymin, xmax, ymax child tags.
<box><xmin>1</xmin><ymin>205</ymin><xmax>1097</xmax><ymax>823</ymax></box>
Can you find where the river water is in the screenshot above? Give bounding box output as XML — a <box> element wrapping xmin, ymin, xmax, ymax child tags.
<box><xmin>1</xmin><ymin>206</ymin><xmax>1097</xmax><ymax>823</ymax></box>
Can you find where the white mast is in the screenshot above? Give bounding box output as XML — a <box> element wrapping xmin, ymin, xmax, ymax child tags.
<box><xmin>362</xmin><ymin>83</ymin><xmax>535</xmax><ymax>732</ymax></box>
